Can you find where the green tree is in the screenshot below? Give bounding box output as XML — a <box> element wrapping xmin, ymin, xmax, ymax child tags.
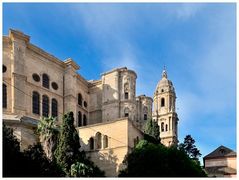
<box><xmin>37</xmin><ymin>116</ymin><xmax>58</xmax><ymax>161</ymax></box>
<box><xmin>70</xmin><ymin>162</ymin><xmax>93</xmax><ymax>177</ymax></box>
<box><xmin>178</xmin><ymin>135</ymin><xmax>202</xmax><ymax>163</ymax></box>
<box><xmin>54</xmin><ymin>112</ymin><xmax>104</xmax><ymax>177</ymax></box>
<box><xmin>144</xmin><ymin>119</ymin><xmax>161</xmax><ymax>144</ymax></box>
<box><xmin>119</xmin><ymin>140</ymin><xmax>206</xmax><ymax>177</ymax></box>
<box><xmin>3</xmin><ymin>114</ymin><xmax>104</xmax><ymax>177</ymax></box>
<box><xmin>54</xmin><ymin>112</ymin><xmax>82</xmax><ymax>175</ymax></box>
<box><xmin>152</xmin><ymin>120</ymin><xmax>160</xmax><ymax>141</ymax></box>
<box><xmin>145</xmin><ymin>118</ymin><xmax>153</xmax><ymax>135</ymax></box>
<box><xmin>23</xmin><ymin>143</ymin><xmax>64</xmax><ymax>177</ymax></box>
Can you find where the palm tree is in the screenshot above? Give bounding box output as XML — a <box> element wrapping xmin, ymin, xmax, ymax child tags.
<box><xmin>37</xmin><ymin>116</ymin><xmax>58</xmax><ymax>161</ymax></box>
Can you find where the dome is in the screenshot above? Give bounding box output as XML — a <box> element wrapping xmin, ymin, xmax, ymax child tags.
<box><xmin>155</xmin><ymin>69</ymin><xmax>175</xmax><ymax>93</ymax></box>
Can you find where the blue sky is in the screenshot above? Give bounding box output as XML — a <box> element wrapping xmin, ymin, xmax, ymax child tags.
<box><xmin>3</xmin><ymin>3</ymin><xmax>236</xmax><ymax>162</ymax></box>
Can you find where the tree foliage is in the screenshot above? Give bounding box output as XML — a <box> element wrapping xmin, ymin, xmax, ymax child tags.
<box><xmin>3</xmin><ymin>123</ymin><xmax>63</xmax><ymax>177</ymax></box>
<box><xmin>178</xmin><ymin>135</ymin><xmax>202</xmax><ymax>163</ymax></box>
<box><xmin>54</xmin><ymin>112</ymin><xmax>82</xmax><ymax>174</ymax></box>
<box><xmin>23</xmin><ymin>143</ymin><xmax>64</xmax><ymax>177</ymax></box>
<box><xmin>54</xmin><ymin>112</ymin><xmax>105</xmax><ymax>177</ymax></box>
<box><xmin>3</xmin><ymin>112</ymin><xmax>104</xmax><ymax>177</ymax></box>
<box><xmin>37</xmin><ymin>116</ymin><xmax>58</xmax><ymax>161</ymax></box>
<box><xmin>119</xmin><ymin>140</ymin><xmax>206</xmax><ymax>177</ymax></box>
<box><xmin>70</xmin><ymin>162</ymin><xmax>93</xmax><ymax>177</ymax></box>
<box><xmin>144</xmin><ymin>119</ymin><xmax>160</xmax><ymax>144</ymax></box>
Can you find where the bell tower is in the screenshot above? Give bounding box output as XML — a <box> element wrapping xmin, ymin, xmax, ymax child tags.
<box><xmin>152</xmin><ymin>68</ymin><xmax>179</xmax><ymax>146</ymax></box>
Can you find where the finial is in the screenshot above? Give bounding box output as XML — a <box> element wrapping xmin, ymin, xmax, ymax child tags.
<box><xmin>162</xmin><ymin>65</ymin><xmax>167</xmax><ymax>78</ymax></box>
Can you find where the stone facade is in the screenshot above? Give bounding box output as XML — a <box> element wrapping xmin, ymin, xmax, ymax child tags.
<box><xmin>2</xmin><ymin>29</ymin><xmax>179</xmax><ymax>176</ymax></box>
<box><xmin>78</xmin><ymin>118</ymin><xmax>143</xmax><ymax>176</ymax></box>
<box><xmin>203</xmin><ymin>146</ymin><xmax>237</xmax><ymax>177</ymax></box>
<box><xmin>152</xmin><ymin>69</ymin><xmax>179</xmax><ymax>146</ymax></box>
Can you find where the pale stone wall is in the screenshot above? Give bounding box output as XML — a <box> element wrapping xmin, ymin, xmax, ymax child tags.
<box><xmin>101</xmin><ymin>70</ymin><xmax>120</xmax><ymax>122</ymax></box>
<box><xmin>119</xmin><ymin>69</ymin><xmax>137</xmax><ymax>121</ymax></box>
<box><xmin>88</xmin><ymin>81</ymin><xmax>103</xmax><ymax>124</ymax></box>
<box><xmin>78</xmin><ymin>118</ymin><xmax>143</xmax><ymax>176</ymax></box>
<box><xmin>75</xmin><ymin>75</ymin><xmax>90</xmax><ymax>126</ymax></box>
<box><xmin>205</xmin><ymin>157</ymin><xmax>237</xmax><ymax>169</ymax></box>
<box><xmin>3</xmin><ymin>30</ymin><xmax>90</xmax><ymax>126</ymax></box>
<box><xmin>136</xmin><ymin>95</ymin><xmax>153</xmax><ymax>130</ymax></box>
<box><xmin>3</xmin><ymin>37</ymin><xmax>13</xmax><ymax>114</ymax></box>
<box><xmin>24</xmin><ymin>46</ymin><xmax>65</xmax><ymax>123</ymax></box>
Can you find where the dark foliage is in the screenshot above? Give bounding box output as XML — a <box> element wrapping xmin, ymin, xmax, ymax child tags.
<box><xmin>54</xmin><ymin>112</ymin><xmax>83</xmax><ymax>174</ymax></box>
<box><xmin>178</xmin><ymin>135</ymin><xmax>202</xmax><ymax>163</ymax></box>
<box><xmin>119</xmin><ymin>140</ymin><xmax>207</xmax><ymax>177</ymax></box>
<box><xmin>3</xmin><ymin>123</ymin><xmax>23</xmax><ymax>177</ymax></box>
<box><xmin>3</xmin><ymin>124</ymin><xmax>63</xmax><ymax>177</ymax></box>
<box><xmin>144</xmin><ymin>119</ymin><xmax>161</xmax><ymax>144</ymax></box>
<box><xmin>23</xmin><ymin>143</ymin><xmax>64</xmax><ymax>177</ymax></box>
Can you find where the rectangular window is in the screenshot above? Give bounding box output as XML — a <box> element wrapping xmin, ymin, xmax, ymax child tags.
<box><xmin>144</xmin><ymin>114</ymin><xmax>147</xmax><ymax>120</ymax></box>
<box><xmin>125</xmin><ymin>92</ymin><xmax>129</xmax><ymax>99</ymax></box>
<box><xmin>3</xmin><ymin>84</ymin><xmax>7</xmax><ymax>108</ymax></box>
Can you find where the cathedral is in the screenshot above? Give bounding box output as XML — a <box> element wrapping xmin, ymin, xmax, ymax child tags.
<box><xmin>2</xmin><ymin>29</ymin><xmax>179</xmax><ymax>176</ymax></box>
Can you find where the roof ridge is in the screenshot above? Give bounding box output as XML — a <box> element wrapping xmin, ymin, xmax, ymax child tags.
<box><xmin>204</xmin><ymin>145</ymin><xmax>236</xmax><ymax>159</ymax></box>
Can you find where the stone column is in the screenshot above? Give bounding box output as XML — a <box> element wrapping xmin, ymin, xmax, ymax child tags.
<box><xmin>10</xmin><ymin>30</ymin><xmax>29</xmax><ymax>116</ymax></box>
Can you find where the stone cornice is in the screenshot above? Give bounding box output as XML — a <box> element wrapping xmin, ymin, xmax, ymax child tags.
<box><xmin>28</xmin><ymin>43</ymin><xmax>65</xmax><ymax>68</ymax></box>
<box><xmin>76</xmin><ymin>74</ymin><xmax>90</xmax><ymax>88</ymax></box>
<box><xmin>9</xmin><ymin>29</ymin><xmax>30</xmax><ymax>43</ymax></box>
<box><xmin>88</xmin><ymin>79</ymin><xmax>102</xmax><ymax>87</ymax></box>
<box><xmin>101</xmin><ymin>67</ymin><xmax>137</xmax><ymax>78</ymax></box>
<box><xmin>136</xmin><ymin>95</ymin><xmax>153</xmax><ymax>102</ymax></box>
<box><xmin>64</xmin><ymin>58</ymin><xmax>80</xmax><ymax>70</ymax></box>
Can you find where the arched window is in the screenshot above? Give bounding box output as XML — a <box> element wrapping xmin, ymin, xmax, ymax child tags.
<box><xmin>84</xmin><ymin>101</ymin><xmax>87</xmax><ymax>108</ymax></box>
<box><xmin>161</xmin><ymin>98</ymin><xmax>165</xmax><ymax>107</ymax></box>
<box><xmin>95</xmin><ymin>132</ymin><xmax>102</xmax><ymax>149</ymax></box>
<box><xmin>124</xmin><ymin>107</ymin><xmax>129</xmax><ymax>117</ymax></box>
<box><xmin>143</xmin><ymin>107</ymin><xmax>148</xmax><ymax>120</ymax></box>
<box><xmin>89</xmin><ymin>137</ymin><xmax>94</xmax><ymax>150</ymax></box>
<box><xmin>103</xmin><ymin>135</ymin><xmax>108</xmax><ymax>148</ymax></box>
<box><xmin>78</xmin><ymin>111</ymin><xmax>82</xmax><ymax>127</ymax></box>
<box><xmin>83</xmin><ymin>114</ymin><xmax>87</xmax><ymax>126</ymax></box>
<box><xmin>42</xmin><ymin>95</ymin><xmax>49</xmax><ymax>117</ymax></box>
<box><xmin>161</xmin><ymin>122</ymin><xmax>164</xmax><ymax>132</ymax></box>
<box><xmin>124</xmin><ymin>83</ymin><xmax>129</xmax><ymax>99</ymax></box>
<box><xmin>32</xmin><ymin>91</ymin><xmax>40</xmax><ymax>114</ymax></box>
<box><xmin>51</xmin><ymin>98</ymin><xmax>58</xmax><ymax>118</ymax></box>
<box><xmin>3</xmin><ymin>65</ymin><xmax>7</xmax><ymax>73</ymax></box>
<box><xmin>3</xmin><ymin>84</ymin><xmax>7</xmax><ymax>108</ymax></box>
<box><xmin>165</xmin><ymin>124</ymin><xmax>168</xmax><ymax>131</ymax></box>
<box><xmin>78</xmin><ymin>93</ymin><xmax>82</xmax><ymax>106</ymax></box>
<box><xmin>42</xmin><ymin>74</ymin><xmax>49</xmax><ymax>89</ymax></box>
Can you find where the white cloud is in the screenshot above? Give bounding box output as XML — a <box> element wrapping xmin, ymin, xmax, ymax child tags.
<box><xmin>175</xmin><ymin>4</ymin><xmax>204</xmax><ymax>20</ymax></box>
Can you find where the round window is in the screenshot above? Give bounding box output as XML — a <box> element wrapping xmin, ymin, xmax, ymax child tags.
<box><xmin>3</xmin><ymin>65</ymin><xmax>7</xmax><ymax>73</ymax></box>
<box><xmin>52</xmin><ymin>82</ymin><xmax>58</xmax><ymax>90</ymax></box>
<box><xmin>32</xmin><ymin>73</ymin><xmax>40</xmax><ymax>82</ymax></box>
